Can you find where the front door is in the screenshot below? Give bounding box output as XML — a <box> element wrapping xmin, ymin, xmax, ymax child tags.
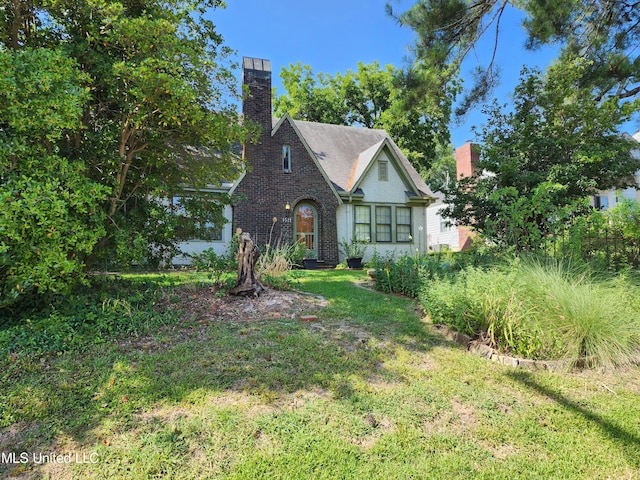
<box><xmin>295</xmin><ymin>203</ymin><xmax>318</xmax><ymax>257</ymax></box>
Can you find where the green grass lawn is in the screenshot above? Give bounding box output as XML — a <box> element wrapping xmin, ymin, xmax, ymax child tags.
<box><xmin>1</xmin><ymin>269</ymin><xmax>639</xmax><ymax>479</ymax></box>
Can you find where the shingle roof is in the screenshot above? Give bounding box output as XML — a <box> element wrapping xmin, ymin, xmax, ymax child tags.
<box><xmin>281</xmin><ymin>118</ymin><xmax>433</xmax><ymax>198</ymax></box>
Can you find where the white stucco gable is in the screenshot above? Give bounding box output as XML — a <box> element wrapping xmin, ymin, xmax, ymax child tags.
<box><xmin>355</xmin><ymin>147</ymin><xmax>416</xmax><ymax>203</ymax></box>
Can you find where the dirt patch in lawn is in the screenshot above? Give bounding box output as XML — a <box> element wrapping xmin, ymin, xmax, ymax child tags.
<box><xmin>160</xmin><ymin>286</ymin><xmax>329</xmax><ymax>323</ymax></box>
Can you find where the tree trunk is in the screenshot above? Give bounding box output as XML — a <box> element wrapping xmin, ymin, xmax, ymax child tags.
<box><xmin>229</xmin><ymin>232</ymin><xmax>265</xmax><ymax>297</ymax></box>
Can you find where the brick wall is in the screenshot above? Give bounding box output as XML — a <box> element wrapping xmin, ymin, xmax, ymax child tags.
<box><xmin>233</xmin><ymin>58</ymin><xmax>340</xmax><ymax>264</ymax></box>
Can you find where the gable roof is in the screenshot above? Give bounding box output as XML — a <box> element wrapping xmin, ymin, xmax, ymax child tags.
<box><xmin>276</xmin><ymin>118</ymin><xmax>434</xmax><ymax>200</ymax></box>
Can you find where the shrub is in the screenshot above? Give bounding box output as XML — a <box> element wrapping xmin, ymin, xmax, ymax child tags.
<box><xmin>339</xmin><ymin>236</ymin><xmax>369</xmax><ymax>259</ymax></box>
<box><xmin>421</xmin><ymin>264</ymin><xmax>554</xmax><ymax>358</ymax></box>
<box><xmin>419</xmin><ymin>276</ymin><xmax>476</xmax><ymax>334</ymax></box>
<box><xmin>468</xmin><ymin>265</ymin><xmax>554</xmax><ymax>359</ymax></box>
<box><xmin>372</xmin><ymin>251</ymin><xmax>453</xmax><ymax>297</ymax></box>
<box><xmin>189</xmin><ymin>248</ymin><xmax>236</xmax><ymax>285</ymax></box>
<box><xmin>418</xmin><ymin>265</ymin><xmax>538</xmax><ymax>349</ymax></box>
<box><xmin>0</xmin><ymin>160</ymin><xmax>108</xmax><ymax>310</ymax></box>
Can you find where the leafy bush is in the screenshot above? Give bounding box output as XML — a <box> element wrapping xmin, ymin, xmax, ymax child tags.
<box><xmin>371</xmin><ymin>251</ymin><xmax>453</xmax><ymax>297</ymax></box>
<box><xmin>559</xmin><ymin>201</ymin><xmax>640</xmax><ymax>270</ymax></box>
<box><xmin>0</xmin><ymin>49</ymin><xmax>108</xmax><ymax>309</ymax></box>
<box><xmin>189</xmin><ymin>248</ymin><xmax>236</xmax><ymax>286</ymax></box>
<box><xmin>419</xmin><ymin>276</ymin><xmax>476</xmax><ymax>334</ymax></box>
<box><xmin>339</xmin><ymin>236</ymin><xmax>369</xmax><ymax>259</ymax></box>
<box><xmin>417</xmin><ymin>265</ymin><xmax>542</xmax><ymax>354</ymax></box>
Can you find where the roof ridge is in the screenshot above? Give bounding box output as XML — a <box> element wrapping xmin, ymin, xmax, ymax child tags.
<box><xmin>292</xmin><ymin>119</ymin><xmax>388</xmax><ymax>134</ymax></box>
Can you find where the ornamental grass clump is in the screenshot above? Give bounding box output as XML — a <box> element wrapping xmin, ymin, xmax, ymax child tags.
<box><xmin>469</xmin><ymin>267</ymin><xmax>548</xmax><ymax>359</ymax></box>
<box><xmin>420</xmin><ymin>257</ymin><xmax>640</xmax><ymax>366</ymax></box>
<box><xmin>517</xmin><ymin>260</ymin><xmax>640</xmax><ymax>368</ymax></box>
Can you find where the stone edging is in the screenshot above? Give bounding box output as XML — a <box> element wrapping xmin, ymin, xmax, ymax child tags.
<box><xmin>433</xmin><ymin>324</ymin><xmax>571</xmax><ymax>371</ymax></box>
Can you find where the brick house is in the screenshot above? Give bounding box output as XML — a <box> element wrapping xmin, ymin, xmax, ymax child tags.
<box><xmin>178</xmin><ymin>57</ymin><xmax>435</xmax><ymax>265</ymax></box>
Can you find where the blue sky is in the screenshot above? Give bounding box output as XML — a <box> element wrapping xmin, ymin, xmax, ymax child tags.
<box><xmin>210</xmin><ymin>1</ymin><xmax>639</xmax><ymax>148</ymax></box>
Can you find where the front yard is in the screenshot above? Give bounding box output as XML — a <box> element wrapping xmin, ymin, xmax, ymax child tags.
<box><xmin>1</xmin><ymin>270</ymin><xmax>639</xmax><ymax>479</ymax></box>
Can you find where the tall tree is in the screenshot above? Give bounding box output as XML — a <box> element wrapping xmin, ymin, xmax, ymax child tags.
<box><xmin>0</xmin><ymin>0</ymin><xmax>252</xmax><ymax>305</ymax></box>
<box><xmin>442</xmin><ymin>59</ymin><xmax>640</xmax><ymax>250</ymax></box>
<box><xmin>389</xmin><ymin>0</ymin><xmax>640</xmax><ymax>117</ymax></box>
<box><xmin>274</xmin><ymin>61</ymin><xmax>453</xmax><ymax>173</ymax></box>
<box><xmin>274</xmin><ymin>63</ymin><xmax>347</xmax><ymax>125</ymax></box>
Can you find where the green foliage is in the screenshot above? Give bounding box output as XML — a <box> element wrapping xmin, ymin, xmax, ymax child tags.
<box><xmin>339</xmin><ymin>237</ymin><xmax>370</xmax><ymax>259</ymax></box>
<box><xmin>556</xmin><ymin>200</ymin><xmax>640</xmax><ymax>270</ymax></box>
<box><xmin>602</xmin><ymin>199</ymin><xmax>640</xmax><ymax>267</ymax></box>
<box><xmin>518</xmin><ymin>260</ymin><xmax>640</xmax><ymax>368</ymax></box>
<box><xmin>443</xmin><ymin>60</ymin><xmax>640</xmax><ymax>251</ymax></box>
<box><xmin>189</xmin><ymin>248</ymin><xmax>237</xmax><ymax>286</ymax></box>
<box><xmin>607</xmin><ymin>200</ymin><xmax>640</xmax><ymax>239</ymax></box>
<box><xmin>0</xmin><ymin>0</ymin><xmax>254</xmax><ymax>281</ymax></box>
<box><xmin>274</xmin><ymin>63</ymin><xmax>346</xmax><ymax>125</ymax></box>
<box><xmin>422</xmin><ymin>142</ymin><xmax>457</xmax><ymax>192</ymax></box>
<box><xmin>274</xmin><ymin>61</ymin><xmax>450</xmax><ymax>172</ymax></box>
<box><xmin>422</xmin><ymin>264</ymin><xmax>555</xmax><ymax>358</ymax></box>
<box><xmin>0</xmin><ymin>159</ymin><xmax>108</xmax><ymax>303</ymax></box>
<box><xmin>392</xmin><ymin>0</ymin><xmax>640</xmax><ymax>117</ymax></box>
<box><xmin>0</xmin><ymin>48</ymin><xmax>108</xmax><ymax>307</ymax></box>
<box><xmin>374</xmin><ymin>249</ymin><xmax>640</xmax><ymax>365</ymax></box>
<box><xmin>0</xmin><ymin>276</ymin><xmax>173</xmax><ymax>356</ymax></box>
<box><xmin>419</xmin><ymin>270</ymin><xmax>481</xmax><ymax>336</ymax></box>
<box><xmin>418</xmin><ymin>257</ymin><xmax>640</xmax><ymax>366</ymax></box>
<box><xmin>372</xmin><ymin>251</ymin><xmax>453</xmax><ymax>298</ymax></box>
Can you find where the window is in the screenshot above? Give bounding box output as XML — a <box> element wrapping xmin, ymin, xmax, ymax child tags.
<box><xmin>378</xmin><ymin>160</ymin><xmax>388</xmax><ymax>181</ymax></box>
<box><xmin>594</xmin><ymin>195</ymin><xmax>609</xmax><ymax>210</ymax></box>
<box><xmin>295</xmin><ymin>204</ymin><xmax>317</xmax><ymax>254</ymax></box>
<box><xmin>375</xmin><ymin>206</ymin><xmax>392</xmax><ymax>242</ymax></box>
<box><xmin>282</xmin><ymin>145</ymin><xmax>291</xmax><ymax>173</ymax></box>
<box><xmin>353</xmin><ymin>205</ymin><xmax>414</xmax><ymax>243</ymax></box>
<box><xmin>354</xmin><ymin>205</ymin><xmax>371</xmax><ymax>241</ymax></box>
<box><xmin>172</xmin><ymin>196</ymin><xmax>222</xmax><ymax>241</ymax></box>
<box><xmin>396</xmin><ymin>207</ymin><xmax>412</xmax><ymax>242</ymax></box>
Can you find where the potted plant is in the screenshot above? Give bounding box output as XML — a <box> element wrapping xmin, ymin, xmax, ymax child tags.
<box><xmin>339</xmin><ymin>236</ymin><xmax>369</xmax><ymax>269</ymax></box>
<box><xmin>303</xmin><ymin>249</ymin><xmax>318</xmax><ymax>269</ymax></box>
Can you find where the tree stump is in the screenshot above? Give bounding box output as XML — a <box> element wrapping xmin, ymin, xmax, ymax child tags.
<box><xmin>229</xmin><ymin>232</ymin><xmax>265</xmax><ymax>297</ymax></box>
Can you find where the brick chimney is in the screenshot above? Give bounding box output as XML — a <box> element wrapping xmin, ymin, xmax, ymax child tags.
<box><xmin>242</xmin><ymin>57</ymin><xmax>272</xmax><ymax>139</ymax></box>
<box><xmin>455</xmin><ymin>142</ymin><xmax>479</xmax><ymax>250</ymax></box>
<box><xmin>455</xmin><ymin>142</ymin><xmax>479</xmax><ymax>179</ymax></box>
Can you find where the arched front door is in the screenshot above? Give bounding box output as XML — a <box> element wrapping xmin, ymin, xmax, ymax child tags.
<box><xmin>295</xmin><ymin>203</ymin><xmax>318</xmax><ymax>257</ymax></box>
